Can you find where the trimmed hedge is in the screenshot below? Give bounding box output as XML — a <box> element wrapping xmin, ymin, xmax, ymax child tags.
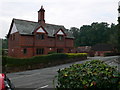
<box><xmin>2</xmin><ymin>53</ymin><xmax>87</xmax><ymax>67</ymax></box>
<box><xmin>48</xmin><ymin>51</ymin><xmax>57</xmax><ymax>54</ymax></box>
<box><xmin>55</xmin><ymin>60</ymin><xmax>120</xmax><ymax>89</ymax></box>
<box><xmin>66</xmin><ymin>53</ymin><xmax>87</xmax><ymax>58</ymax></box>
<box><xmin>104</xmin><ymin>52</ymin><xmax>120</xmax><ymax>56</ymax></box>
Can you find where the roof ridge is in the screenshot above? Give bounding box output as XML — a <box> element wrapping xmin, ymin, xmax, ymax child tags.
<box><xmin>46</xmin><ymin>23</ymin><xmax>64</xmax><ymax>27</ymax></box>
<box><xmin>13</xmin><ymin>18</ymin><xmax>37</xmax><ymax>23</ymax></box>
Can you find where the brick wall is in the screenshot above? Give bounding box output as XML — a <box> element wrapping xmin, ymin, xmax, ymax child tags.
<box><xmin>8</xmin><ymin>32</ymin><xmax>74</xmax><ymax>58</ymax></box>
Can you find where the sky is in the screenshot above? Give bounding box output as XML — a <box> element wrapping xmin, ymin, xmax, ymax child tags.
<box><xmin>0</xmin><ymin>0</ymin><xmax>119</xmax><ymax>38</ymax></box>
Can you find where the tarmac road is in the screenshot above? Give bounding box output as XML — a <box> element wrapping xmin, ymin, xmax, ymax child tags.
<box><xmin>6</xmin><ymin>56</ymin><xmax>120</xmax><ymax>89</ymax></box>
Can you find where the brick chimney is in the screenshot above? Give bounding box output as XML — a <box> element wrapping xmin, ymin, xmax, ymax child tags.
<box><xmin>38</xmin><ymin>6</ymin><xmax>45</xmax><ymax>25</ymax></box>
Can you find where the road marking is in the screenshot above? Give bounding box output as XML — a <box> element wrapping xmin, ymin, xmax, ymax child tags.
<box><xmin>40</xmin><ymin>85</ymin><xmax>48</xmax><ymax>88</ymax></box>
<box><xmin>34</xmin><ymin>85</ymin><xmax>49</xmax><ymax>90</ymax></box>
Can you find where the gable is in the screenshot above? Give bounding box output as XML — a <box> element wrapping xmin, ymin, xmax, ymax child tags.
<box><xmin>36</xmin><ymin>27</ymin><xmax>45</xmax><ymax>33</ymax></box>
<box><xmin>7</xmin><ymin>19</ymin><xmax>74</xmax><ymax>38</ymax></box>
<box><xmin>10</xmin><ymin>23</ymin><xmax>18</xmax><ymax>34</ymax></box>
<box><xmin>57</xmin><ymin>30</ymin><xmax>64</xmax><ymax>35</ymax></box>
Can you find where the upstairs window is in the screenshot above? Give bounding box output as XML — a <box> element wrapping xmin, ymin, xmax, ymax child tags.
<box><xmin>11</xmin><ymin>34</ymin><xmax>15</xmax><ymax>40</ymax></box>
<box><xmin>13</xmin><ymin>34</ymin><xmax>15</xmax><ymax>40</ymax></box>
<box><xmin>36</xmin><ymin>48</ymin><xmax>44</xmax><ymax>55</ymax></box>
<box><xmin>36</xmin><ymin>34</ymin><xmax>44</xmax><ymax>40</ymax></box>
<box><xmin>57</xmin><ymin>35</ymin><xmax>63</xmax><ymax>41</ymax></box>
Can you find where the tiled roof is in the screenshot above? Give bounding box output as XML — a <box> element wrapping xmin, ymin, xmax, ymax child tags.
<box><xmin>14</xmin><ymin>19</ymin><xmax>37</xmax><ymax>35</ymax></box>
<box><xmin>12</xmin><ymin>19</ymin><xmax>74</xmax><ymax>38</ymax></box>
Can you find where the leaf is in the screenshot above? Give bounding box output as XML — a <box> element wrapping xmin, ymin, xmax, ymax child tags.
<box><xmin>90</xmin><ymin>82</ymin><xmax>93</xmax><ymax>87</ymax></box>
<box><xmin>103</xmin><ymin>77</ymin><xmax>108</xmax><ymax>79</ymax></box>
<box><xmin>82</xmin><ymin>80</ymin><xmax>87</xmax><ymax>85</ymax></box>
<box><xmin>106</xmin><ymin>68</ymin><xmax>109</xmax><ymax>71</ymax></box>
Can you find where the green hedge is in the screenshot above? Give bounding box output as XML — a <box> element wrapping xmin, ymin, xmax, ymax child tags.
<box><xmin>104</xmin><ymin>52</ymin><xmax>120</xmax><ymax>56</ymax></box>
<box><xmin>55</xmin><ymin>60</ymin><xmax>120</xmax><ymax>89</ymax></box>
<box><xmin>48</xmin><ymin>51</ymin><xmax>57</xmax><ymax>54</ymax></box>
<box><xmin>2</xmin><ymin>53</ymin><xmax>87</xmax><ymax>67</ymax></box>
<box><xmin>66</xmin><ymin>53</ymin><xmax>87</xmax><ymax>58</ymax></box>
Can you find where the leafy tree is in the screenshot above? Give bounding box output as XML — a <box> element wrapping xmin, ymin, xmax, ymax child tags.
<box><xmin>69</xmin><ymin>22</ymin><xmax>119</xmax><ymax>52</ymax></box>
<box><xmin>70</xmin><ymin>27</ymin><xmax>80</xmax><ymax>47</ymax></box>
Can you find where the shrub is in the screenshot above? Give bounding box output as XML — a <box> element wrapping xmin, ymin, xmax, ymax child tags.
<box><xmin>104</xmin><ymin>52</ymin><xmax>115</xmax><ymax>56</ymax></box>
<box><xmin>66</xmin><ymin>53</ymin><xmax>87</xmax><ymax>58</ymax></box>
<box><xmin>3</xmin><ymin>53</ymin><xmax>87</xmax><ymax>67</ymax></box>
<box><xmin>48</xmin><ymin>51</ymin><xmax>57</xmax><ymax>54</ymax></box>
<box><xmin>2</xmin><ymin>53</ymin><xmax>87</xmax><ymax>70</ymax></box>
<box><xmin>55</xmin><ymin>60</ymin><xmax>120</xmax><ymax>89</ymax></box>
<box><xmin>2</xmin><ymin>56</ymin><xmax>33</xmax><ymax>67</ymax></box>
<box><xmin>104</xmin><ymin>52</ymin><xmax>120</xmax><ymax>56</ymax></box>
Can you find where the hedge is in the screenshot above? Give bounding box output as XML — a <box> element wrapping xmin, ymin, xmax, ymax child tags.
<box><xmin>55</xmin><ymin>60</ymin><xmax>120</xmax><ymax>89</ymax></box>
<box><xmin>104</xmin><ymin>52</ymin><xmax>120</xmax><ymax>56</ymax></box>
<box><xmin>66</xmin><ymin>53</ymin><xmax>87</xmax><ymax>58</ymax></box>
<box><xmin>2</xmin><ymin>53</ymin><xmax>87</xmax><ymax>67</ymax></box>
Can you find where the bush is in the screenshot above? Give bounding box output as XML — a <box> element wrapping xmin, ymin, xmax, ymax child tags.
<box><xmin>104</xmin><ymin>52</ymin><xmax>120</xmax><ymax>56</ymax></box>
<box><xmin>2</xmin><ymin>56</ymin><xmax>33</xmax><ymax>67</ymax></box>
<box><xmin>104</xmin><ymin>52</ymin><xmax>115</xmax><ymax>56</ymax></box>
<box><xmin>55</xmin><ymin>60</ymin><xmax>120</xmax><ymax>89</ymax></box>
<box><xmin>66</xmin><ymin>53</ymin><xmax>87</xmax><ymax>58</ymax></box>
<box><xmin>48</xmin><ymin>51</ymin><xmax>57</xmax><ymax>54</ymax></box>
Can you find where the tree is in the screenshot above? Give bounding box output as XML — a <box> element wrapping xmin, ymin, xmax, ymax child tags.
<box><xmin>70</xmin><ymin>22</ymin><xmax>119</xmax><ymax>50</ymax></box>
<box><xmin>70</xmin><ymin>27</ymin><xmax>80</xmax><ymax>47</ymax></box>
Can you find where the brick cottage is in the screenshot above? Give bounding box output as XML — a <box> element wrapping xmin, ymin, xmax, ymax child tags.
<box><xmin>7</xmin><ymin>6</ymin><xmax>74</xmax><ymax>58</ymax></box>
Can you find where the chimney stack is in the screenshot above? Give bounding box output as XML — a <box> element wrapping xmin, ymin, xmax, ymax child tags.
<box><xmin>38</xmin><ymin>6</ymin><xmax>45</xmax><ymax>25</ymax></box>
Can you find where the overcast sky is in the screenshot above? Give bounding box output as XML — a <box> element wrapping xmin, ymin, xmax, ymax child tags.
<box><xmin>0</xmin><ymin>0</ymin><xmax>119</xmax><ymax>38</ymax></box>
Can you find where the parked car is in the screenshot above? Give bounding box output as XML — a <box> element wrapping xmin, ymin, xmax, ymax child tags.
<box><xmin>0</xmin><ymin>73</ymin><xmax>15</xmax><ymax>90</ymax></box>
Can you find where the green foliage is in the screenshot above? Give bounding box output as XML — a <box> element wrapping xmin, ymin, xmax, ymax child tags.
<box><xmin>56</xmin><ymin>60</ymin><xmax>120</xmax><ymax>89</ymax></box>
<box><xmin>79</xmin><ymin>22</ymin><xmax>110</xmax><ymax>46</ymax></box>
<box><xmin>2</xmin><ymin>49</ymin><xmax>8</xmax><ymax>56</ymax></box>
<box><xmin>2</xmin><ymin>39</ymin><xmax>8</xmax><ymax>49</ymax></box>
<box><xmin>2</xmin><ymin>53</ymin><xmax>87</xmax><ymax>67</ymax></box>
<box><xmin>66</xmin><ymin>53</ymin><xmax>87</xmax><ymax>58</ymax></box>
<box><xmin>70</xmin><ymin>22</ymin><xmax>119</xmax><ymax>51</ymax></box>
<box><xmin>104</xmin><ymin>52</ymin><xmax>115</xmax><ymax>56</ymax></box>
<box><xmin>48</xmin><ymin>51</ymin><xmax>57</xmax><ymax>54</ymax></box>
<box><xmin>104</xmin><ymin>52</ymin><xmax>120</xmax><ymax>56</ymax></box>
<box><xmin>70</xmin><ymin>27</ymin><xmax>80</xmax><ymax>47</ymax></box>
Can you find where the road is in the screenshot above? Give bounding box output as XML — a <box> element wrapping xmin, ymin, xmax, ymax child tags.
<box><xmin>6</xmin><ymin>56</ymin><xmax>120</xmax><ymax>89</ymax></box>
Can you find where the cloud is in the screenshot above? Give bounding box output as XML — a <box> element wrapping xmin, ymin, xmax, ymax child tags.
<box><xmin>0</xmin><ymin>0</ymin><xmax>119</xmax><ymax>38</ymax></box>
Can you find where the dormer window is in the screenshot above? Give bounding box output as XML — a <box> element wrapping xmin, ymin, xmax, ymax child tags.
<box><xmin>36</xmin><ymin>34</ymin><xmax>44</xmax><ymax>40</ymax></box>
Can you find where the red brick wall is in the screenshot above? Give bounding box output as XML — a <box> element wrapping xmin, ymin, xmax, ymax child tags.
<box><xmin>8</xmin><ymin>32</ymin><xmax>20</xmax><ymax>57</ymax></box>
<box><xmin>65</xmin><ymin>38</ymin><xmax>74</xmax><ymax>48</ymax></box>
<box><xmin>20</xmin><ymin>35</ymin><xmax>34</xmax><ymax>46</ymax></box>
<box><xmin>8</xmin><ymin>32</ymin><xmax>74</xmax><ymax>58</ymax></box>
